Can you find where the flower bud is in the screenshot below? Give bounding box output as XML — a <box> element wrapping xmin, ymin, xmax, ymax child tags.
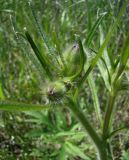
<box><xmin>47</xmin><ymin>81</ymin><xmax>67</xmax><ymax>102</ymax></box>
<box><xmin>61</xmin><ymin>43</ymin><xmax>81</xmax><ymax>76</ymax></box>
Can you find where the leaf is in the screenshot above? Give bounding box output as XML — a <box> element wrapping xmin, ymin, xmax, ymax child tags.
<box><xmin>29</xmin><ymin>1</ymin><xmax>60</xmax><ymax>69</ymax></box>
<box><xmin>52</xmin><ymin>30</ymin><xmax>66</xmax><ymax>66</ymax></box>
<box><xmin>66</xmin><ymin>0</ymin><xmax>85</xmax><ymax>9</ymax></box>
<box><xmin>15</xmin><ymin>32</ymin><xmax>46</xmax><ymax>82</ymax></box>
<box><xmin>59</xmin><ymin>147</ymin><xmax>67</xmax><ymax>160</ymax></box>
<box><xmin>58</xmin><ymin>145</ymin><xmax>66</xmax><ymax>160</ymax></box>
<box><xmin>0</xmin><ymin>101</ymin><xmax>49</xmax><ymax>111</ymax></box>
<box><xmin>25</xmin><ymin>30</ymin><xmax>52</xmax><ymax>80</ymax></box>
<box><xmin>98</xmin><ymin>25</ymin><xmax>111</xmax><ymax>91</ymax></box>
<box><xmin>55</xmin><ymin>131</ymin><xmax>85</xmax><ymax>138</ymax></box>
<box><xmin>88</xmin><ymin>73</ymin><xmax>102</xmax><ymax>127</ymax></box>
<box><xmin>0</xmin><ymin>9</ymin><xmax>14</xmax><ymax>13</ymax></box>
<box><xmin>65</xmin><ymin>142</ymin><xmax>91</xmax><ymax>160</ymax></box>
<box><xmin>0</xmin><ymin>83</ymin><xmax>4</xmax><ymax>100</ymax></box>
<box><xmin>97</xmin><ymin>58</ymin><xmax>111</xmax><ymax>91</ymax></box>
<box><xmin>120</xmin><ymin>33</ymin><xmax>129</xmax><ymax>67</ymax></box>
<box><xmin>70</xmin><ymin>39</ymin><xmax>86</xmax><ymax>81</ymax></box>
<box><xmin>107</xmin><ymin>125</ymin><xmax>129</xmax><ymax>139</ymax></box>
<box><xmin>24</xmin><ymin>111</ymin><xmax>52</xmax><ymax>126</ymax></box>
<box><xmin>121</xmin><ymin>150</ymin><xmax>129</xmax><ymax>160</ymax></box>
<box><xmin>25</xmin><ymin>129</ymin><xmax>44</xmax><ymax>138</ymax></box>
<box><xmin>99</xmin><ymin>25</ymin><xmax>111</xmax><ymax>70</ymax></box>
<box><xmin>113</xmin><ymin>33</ymin><xmax>129</xmax><ymax>84</ymax></box>
<box><xmin>85</xmin><ymin>12</ymin><xmax>107</xmax><ymax>47</ymax></box>
<box><xmin>28</xmin><ymin>1</ymin><xmax>54</xmax><ymax>56</ymax></box>
<box><xmin>79</xmin><ymin>0</ymin><xmax>129</xmax><ymax>87</ymax></box>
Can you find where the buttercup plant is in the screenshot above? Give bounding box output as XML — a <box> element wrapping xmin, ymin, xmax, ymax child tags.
<box><xmin>0</xmin><ymin>0</ymin><xmax>129</xmax><ymax>160</ymax></box>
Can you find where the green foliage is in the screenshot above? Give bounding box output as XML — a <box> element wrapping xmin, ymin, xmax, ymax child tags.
<box><xmin>24</xmin><ymin>109</ymin><xmax>92</xmax><ymax>160</ymax></box>
<box><xmin>121</xmin><ymin>150</ymin><xmax>129</xmax><ymax>160</ymax></box>
<box><xmin>0</xmin><ymin>0</ymin><xmax>129</xmax><ymax>160</ymax></box>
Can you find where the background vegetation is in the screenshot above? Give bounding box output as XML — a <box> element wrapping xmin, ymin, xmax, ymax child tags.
<box><xmin>0</xmin><ymin>0</ymin><xmax>129</xmax><ymax>159</ymax></box>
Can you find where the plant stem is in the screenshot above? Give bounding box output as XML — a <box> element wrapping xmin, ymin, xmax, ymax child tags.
<box><xmin>102</xmin><ymin>93</ymin><xmax>116</xmax><ymax>139</ymax></box>
<box><xmin>0</xmin><ymin>101</ymin><xmax>49</xmax><ymax>111</ymax></box>
<box><xmin>68</xmin><ymin>98</ymin><xmax>111</xmax><ymax>160</ymax></box>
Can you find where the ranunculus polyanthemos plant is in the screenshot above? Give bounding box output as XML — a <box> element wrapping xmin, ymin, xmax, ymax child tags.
<box><xmin>0</xmin><ymin>1</ymin><xmax>129</xmax><ymax>160</ymax></box>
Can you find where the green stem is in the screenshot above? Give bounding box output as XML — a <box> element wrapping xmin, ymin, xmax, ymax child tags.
<box><xmin>68</xmin><ymin>98</ymin><xmax>111</xmax><ymax>160</ymax></box>
<box><xmin>0</xmin><ymin>101</ymin><xmax>49</xmax><ymax>111</ymax></box>
<box><xmin>102</xmin><ymin>93</ymin><xmax>116</xmax><ymax>139</ymax></box>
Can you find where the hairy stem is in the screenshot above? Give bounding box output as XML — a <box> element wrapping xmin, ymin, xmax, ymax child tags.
<box><xmin>68</xmin><ymin>98</ymin><xmax>111</xmax><ymax>160</ymax></box>
<box><xmin>0</xmin><ymin>101</ymin><xmax>49</xmax><ymax>111</ymax></box>
<box><xmin>103</xmin><ymin>93</ymin><xmax>116</xmax><ymax>139</ymax></box>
